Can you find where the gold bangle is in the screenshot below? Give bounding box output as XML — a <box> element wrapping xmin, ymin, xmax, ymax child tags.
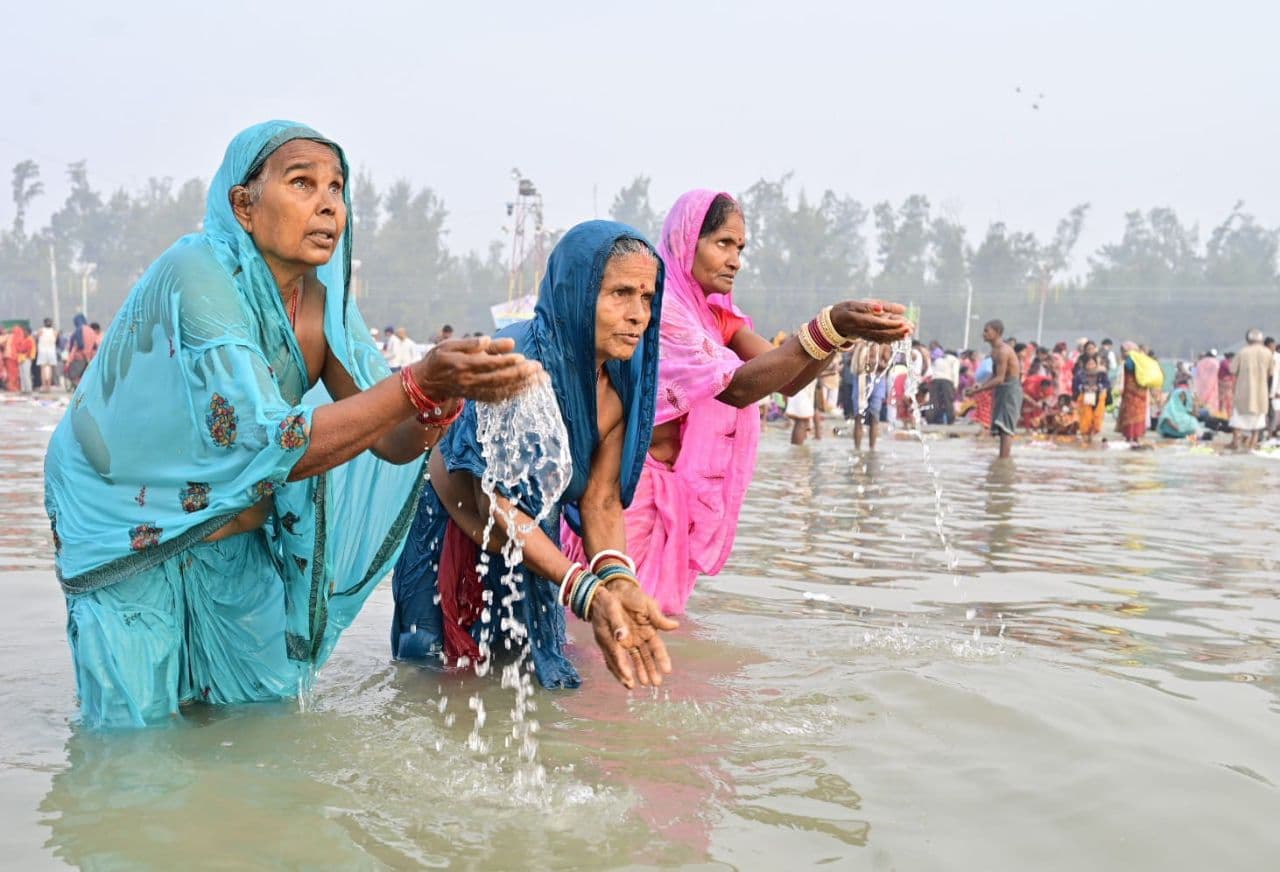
<box><xmin>796</xmin><ymin>323</ymin><xmax>826</xmax><ymax>360</ymax></box>
<box><xmin>602</xmin><ymin>573</ymin><xmax>641</xmax><ymax>590</ymax></box>
<box><xmin>818</xmin><ymin>306</ymin><xmax>856</xmax><ymax>351</ymax></box>
<box><xmin>583</xmin><ymin>578</ymin><xmax>605</xmax><ymax>620</ymax></box>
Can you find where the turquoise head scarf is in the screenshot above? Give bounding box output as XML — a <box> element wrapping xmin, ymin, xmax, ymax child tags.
<box><xmin>45</xmin><ymin>120</ymin><xmax>423</xmax><ymax>667</ymax></box>
<box><xmin>391</xmin><ymin>220</ymin><xmax>663</xmax><ymax>688</ymax></box>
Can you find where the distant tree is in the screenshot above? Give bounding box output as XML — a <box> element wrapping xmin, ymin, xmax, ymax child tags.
<box><xmin>1088</xmin><ymin>207</ymin><xmax>1201</xmax><ymax>291</ymax></box>
<box><xmin>928</xmin><ymin>216</ymin><xmax>968</xmax><ymax>292</ymax></box>
<box><xmin>872</xmin><ymin>195</ymin><xmax>931</xmax><ymax>297</ymax></box>
<box><xmin>734</xmin><ymin>174</ymin><xmax>869</xmax><ymax>330</ymax></box>
<box><xmin>452</xmin><ymin>239</ymin><xmax>507</xmax><ymax>296</ymax></box>
<box><xmin>969</xmin><ymin>222</ymin><xmax>1039</xmax><ymax>300</ymax></box>
<box><xmin>1204</xmin><ymin>201</ymin><xmax>1279</xmax><ymax>287</ymax></box>
<box><xmin>351</xmin><ymin>168</ymin><xmax>381</xmax><ymax>237</ymax></box>
<box><xmin>10</xmin><ymin>160</ymin><xmax>44</xmax><ymax>240</ymax></box>
<box><xmin>608</xmin><ymin>175</ymin><xmax>660</xmax><ymax>243</ymax></box>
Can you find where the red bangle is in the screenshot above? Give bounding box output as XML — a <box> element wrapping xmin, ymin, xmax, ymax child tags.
<box><xmin>418</xmin><ymin>398</ymin><xmax>465</xmax><ymax>429</ymax></box>
<box><xmin>400</xmin><ymin>367</ymin><xmax>460</xmax><ymax>425</ymax></box>
<box><xmin>805</xmin><ymin>319</ymin><xmax>836</xmax><ymax>355</ymax></box>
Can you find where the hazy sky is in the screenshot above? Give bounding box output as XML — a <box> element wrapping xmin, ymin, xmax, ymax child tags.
<box><xmin>4</xmin><ymin>0</ymin><xmax>1276</xmax><ymax>277</ymax></box>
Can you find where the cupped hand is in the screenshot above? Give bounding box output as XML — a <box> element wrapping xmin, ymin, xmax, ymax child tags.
<box><xmin>831</xmin><ymin>299</ymin><xmax>913</xmax><ymax>344</ymax></box>
<box><xmin>588</xmin><ymin>580</ymin><xmax>679</xmax><ymax>689</ymax></box>
<box><xmin>412</xmin><ymin>336</ymin><xmax>543</xmax><ymax>403</ymax></box>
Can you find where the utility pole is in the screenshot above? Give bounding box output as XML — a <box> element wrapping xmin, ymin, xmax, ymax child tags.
<box><xmin>80</xmin><ymin>263</ymin><xmax>97</xmax><ymax>321</ymax></box>
<box><xmin>1035</xmin><ymin>283</ymin><xmax>1047</xmax><ymax>346</ymax></box>
<box><xmin>962</xmin><ymin>278</ymin><xmax>974</xmax><ymax>349</ymax></box>
<box><xmin>48</xmin><ymin>243</ymin><xmax>60</xmax><ymax>330</ymax></box>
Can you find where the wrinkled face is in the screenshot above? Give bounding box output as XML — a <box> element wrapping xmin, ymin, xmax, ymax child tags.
<box><xmin>691</xmin><ymin>210</ymin><xmax>746</xmax><ymax>296</ymax></box>
<box><xmin>231</xmin><ymin>139</ymin><xmax>346</xmax><ymax>279</ymax></box>
<box><xmin>595</xmin><ymin>253</ymin><xmax>657</xmax><ymax>363</ymax></box>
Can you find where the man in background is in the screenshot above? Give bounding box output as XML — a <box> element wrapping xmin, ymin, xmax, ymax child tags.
<box><xmin>967</xmin><ymin>319</ymin><xmax>1022</xmax><ymax>459</ymax></box>
<box><xmin>1230</xmin><ymin>329</ymin><xmax>1271</xmax><ymax>451</ymax></box>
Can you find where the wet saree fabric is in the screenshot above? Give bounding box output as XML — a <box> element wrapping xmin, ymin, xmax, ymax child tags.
<box><xmin>391</xmin><ymin>221</ymin><xmax>662</xmax><ymax>688</ymax></box>
<box><xmin>45</xmin><ymin>121</ymin><xmax>424</xmax><ymax>677</ymax></box>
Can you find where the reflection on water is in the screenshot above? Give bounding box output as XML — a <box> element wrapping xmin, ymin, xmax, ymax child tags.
<box><xmin>4</xmin><ymin>400</ymin><xmax>1280</xmax><ymax>869</ymax></box>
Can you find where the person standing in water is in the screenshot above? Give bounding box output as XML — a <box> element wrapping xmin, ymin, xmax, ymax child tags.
<box><xmin>562</xmin><ymin>190</ymin><xmax>911</xmax><ymax>614</ymax></box>
<box><xmin>391</xmin><ymin>222</ymin><xmax>677</xmax><ymax>691</ymax></box>
<box><xmin>44</xmin><ymin>121</ymin><xmax>539</xmax><ymax>729</ymax></box>
<box><xmin>967</xmin><ymin>319</ymin><xmax>1021</xmax><ymax>458</ymax></box>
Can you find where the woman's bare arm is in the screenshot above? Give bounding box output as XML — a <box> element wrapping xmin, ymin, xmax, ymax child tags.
<box><xmin>715</xmin><ymin>301</ymin><xmax>911</xmax><ymax>409</ymax></box>
<box><xmin>289</xmin><ymin>337</ymin><xmax>540</xmax><ymax>481</ymax></box>
<box><xmin>429</xmin><ymin>418</ymin><xmax>677</xmax><ymax>689</ymax></box>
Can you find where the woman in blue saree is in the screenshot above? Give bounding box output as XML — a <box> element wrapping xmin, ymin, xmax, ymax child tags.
<box><xmin>44</xmin><ymin>121</ymin><xmax>537</xmax><ymax>728</ymax></box>
<box><xmin>392</xmin><ymin>221</ymin><xmax>678</xmax><ymax>690</ymax></box>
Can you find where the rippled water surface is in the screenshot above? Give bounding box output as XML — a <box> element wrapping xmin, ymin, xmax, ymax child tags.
<box><xmin>3</xmin><ymin>397</ymin><xmax>1278</xmax><ymax>869</ymax></box>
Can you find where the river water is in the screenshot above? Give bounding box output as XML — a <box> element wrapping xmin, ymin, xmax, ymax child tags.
<box><xmin>2</xmin><ymin>397</ymin><xmax>1278</xmax><ymax>870</ymax></box>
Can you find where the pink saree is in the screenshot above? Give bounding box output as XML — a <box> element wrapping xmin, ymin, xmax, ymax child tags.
<box><xmin>563</xmin><ymin>190</ymin><xmax>760</xmax><ymax>613</ymax></box>
<box><xmin>1194</xmin><ymin>358</ymin><xmax>1218</xmax><ymax>411</ymax></box>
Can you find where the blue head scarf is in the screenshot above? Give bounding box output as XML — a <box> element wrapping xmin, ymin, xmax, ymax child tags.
<box><xmin>45</xmin><ymin>120</ymin><xmax>423</xmax><ymax>667</ymax></box>
<box><xmin>391</xmin><ymin>220</ymin><xmax>663</xmax><ymax>688</ymax></box>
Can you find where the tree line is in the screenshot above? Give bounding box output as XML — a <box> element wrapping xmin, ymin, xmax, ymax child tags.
<box><xmin>3</xmin><ymin>160</ymin><xmax>1277</xmax><ymax>354</ymax></box>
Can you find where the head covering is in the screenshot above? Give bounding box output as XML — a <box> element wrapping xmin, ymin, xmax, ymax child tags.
<box><xmin>8</xmin><ymin>324</ymin><xmax>31</xmax><ymax>354</ymax></box>
<box><xmin>392</xmin><ymin>220</ymin><xmax>663</xmax><ymax>688</ymax></box>
<box><xmin>445</xmin><ymin>221</ymin><xmax>661</xmax><ymax>511</ymax></box>
<box><xmin>68</xmin><ymin>313</ymin><xmax>89</xmax><ymax>352</ymax></box>
<box><xmin>45</xmin><ymin>120</ymin><xmax>421</xmax><ymax>668</ymax></box>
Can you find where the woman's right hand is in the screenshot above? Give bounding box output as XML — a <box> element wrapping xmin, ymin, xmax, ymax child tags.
<box><xmin>411</xmin><ymin>336</ymin><xmax>543</xmax><ymax>403</ymax></box>
<box><xmin>831</xmin><ymin>300</ymin><xmax>913</xmax><ymax>344</ymax></box>
<box><xmin>588</xmin><ymin>581</ymin><xmax>679</xmax><ymax>689</ymax></box>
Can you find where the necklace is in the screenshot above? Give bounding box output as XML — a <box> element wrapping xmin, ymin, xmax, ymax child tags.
<box><xmin>287</xmin><ymin>282</ymin><xmax>301</xmax><ymax>332</ymax></box>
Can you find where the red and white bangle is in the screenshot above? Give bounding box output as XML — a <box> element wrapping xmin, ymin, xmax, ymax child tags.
<box><xmin>589</xmin><ymin>549</ymin><xmax>636</xmax><ymax>574</ymax></box>
<box><xmin>558</xmin><ymin>562</ymin><xmax>584</xmax><ymax>608</ymax></box>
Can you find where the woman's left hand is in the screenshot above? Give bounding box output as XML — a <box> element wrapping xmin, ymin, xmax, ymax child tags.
<box><xmin>588</xmin><ymin>581</ymin><xmax>679</xmax><ymax>689</ymax></box>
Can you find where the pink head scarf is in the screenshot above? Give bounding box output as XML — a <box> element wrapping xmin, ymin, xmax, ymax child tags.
<box><xmin>655</xmin><ymin>190</ymin><xmax>752</xmax><ymax>422</ymax></box>
<box><xmin>652</xmin><ymin>189</ymin><xmax>761</xmax><ymax>578</ymax></box>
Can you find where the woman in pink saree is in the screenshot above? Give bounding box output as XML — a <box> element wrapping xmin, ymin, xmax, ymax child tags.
<box><xmin>566</xmin><ymin>190</ymin><xmax>911</xmax><ymax>613</ymax></box>
<box><xmin>1193</xmin><ymin>352</ymin><xmax>1219</xmax><ymax>412</ymax></box>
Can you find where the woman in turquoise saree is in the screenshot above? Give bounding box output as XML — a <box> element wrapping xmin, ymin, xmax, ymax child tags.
<box><xmin>1157</xmin><ymin>379</ymin><xmax>1199</xmax><ymax>439</ymax></box>
<box><xmin>44</xmin><ymin>121</ymin><xmax>537</xmax><ymax>728</ymax></box>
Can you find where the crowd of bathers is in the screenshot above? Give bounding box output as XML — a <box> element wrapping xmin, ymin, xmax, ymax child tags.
<box><xmin>770</xmin><ymin>331</ymin><xmax>1280</xmax><ymax>451</ymax></box>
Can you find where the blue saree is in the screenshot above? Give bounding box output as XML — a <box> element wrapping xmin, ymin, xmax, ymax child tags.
<box><xmin>44</xmin><ymin>121</ymin><xmax>424</xmax><ymax>726</ymax></box>
<box><xmin>391</xmin><ymin>220</ymin><xmax>663</xmax><ymax>689</ymax></box>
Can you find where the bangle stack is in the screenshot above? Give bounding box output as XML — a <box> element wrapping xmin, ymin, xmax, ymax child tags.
<box><xmin>400</xmin><ymin>368</ymin><xmax>465</xmax><ymax>429</ymax></box>
<box><xmin>797</xmin><ymin>306</ymin><xmax>856</xmax><ymax>360</ymax></box>
<box><xmin>590</xmin><ymin>549</ymin><xmax>641</xmax><ymax>591</ymax></box>
<box><xmin>558</xmin><ymin>564</ymin><xmax>606</xmax><ymax>620</ymax></box>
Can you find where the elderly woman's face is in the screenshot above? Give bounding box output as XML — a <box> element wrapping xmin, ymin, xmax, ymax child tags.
<box><xmin>595</xmin><ymin>253</ymin><xmax>657</xmax><ymax>363</ymax></box>
<box><xmin>691</xmin><ymin>211</ymin><xmax>745</xmax><ymax>297</ymax></box>
<box><xmin>232</xmin><ymin>140</ymin><xmax>346</xmax><ymax>282</ymax></box>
